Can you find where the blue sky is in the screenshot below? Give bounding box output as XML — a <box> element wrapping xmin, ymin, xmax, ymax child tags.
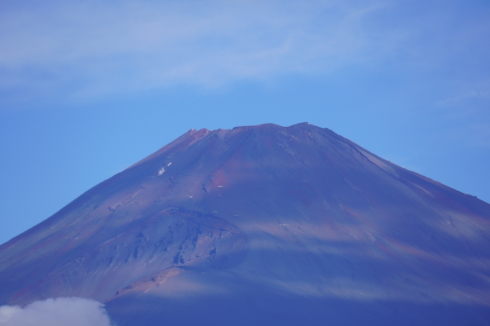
<box><xmin>0</xmin><ymin>0</ymin><xmax>489</xmax><ymax>244</ymax></box>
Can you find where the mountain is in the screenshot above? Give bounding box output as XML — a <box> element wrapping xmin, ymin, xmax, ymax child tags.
<box><xmin>1</xmin><ymin>123</ymin><xmax>489</xmax><ymax>325</ymax></box>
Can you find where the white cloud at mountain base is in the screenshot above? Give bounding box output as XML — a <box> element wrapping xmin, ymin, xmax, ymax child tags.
<box><xmin>0</xmin><ymin>297</ymin><xmax>112</xmax><ymax>326</ymax></box>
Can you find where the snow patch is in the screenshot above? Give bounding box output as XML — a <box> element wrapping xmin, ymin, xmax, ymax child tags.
<box><xmin>167</xmin><ymin>162</ymin><xmax>172</xmax><ymax>166</ymax></box>
<box><xmin>157</xmin><ymin>167</ymin><xmax>166</xmax><ymax>176</ymax></box>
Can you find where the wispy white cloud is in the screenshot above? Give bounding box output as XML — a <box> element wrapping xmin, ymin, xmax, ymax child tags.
<box><xmin>0</xmin><ymin>0</ymin><xmax>396</xmax><ymax>99</ymax></box>
<box><xmin>0</xmin><ymin>0</ymin><xmax>489</xmax><ymax>103</ymax></box>
<box><xmin>0</xmin><ymin>297</ymin><xmax>112</xmax><ymax>326</ymax></box>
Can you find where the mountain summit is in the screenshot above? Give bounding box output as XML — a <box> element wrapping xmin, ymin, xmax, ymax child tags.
<box><xmin>1</xmin><ymin>123</ymin><xmax>489</xmax><ymax>325</ymax></box>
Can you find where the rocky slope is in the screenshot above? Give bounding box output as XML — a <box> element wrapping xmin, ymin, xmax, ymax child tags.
<box><xmin>1</xmin><ymin>123</ymin><xmax>489</xmax><ymax>325</ymax></box>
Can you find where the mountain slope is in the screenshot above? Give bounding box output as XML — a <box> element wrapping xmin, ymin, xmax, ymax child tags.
<box><xmin>1</xmin><ymin>123</ymin><xmax>489</xmax><ymax>325</ymax></box>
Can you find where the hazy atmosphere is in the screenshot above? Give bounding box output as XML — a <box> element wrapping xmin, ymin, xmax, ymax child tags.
<box><xmin>1</xmin><ymin>0</ymin><xmax>489</xmax><ymax>246</ymax></box>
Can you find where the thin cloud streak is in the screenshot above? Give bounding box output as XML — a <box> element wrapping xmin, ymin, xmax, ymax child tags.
<box><xmin>0</xmin><ymin>0</ymin><xmax>401</xmax><ymax>99</ymax></box>
<box><xmin>0</xmin><ymin>0</ymin><xmax>488</xmax><ymax>107</ymax></box>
